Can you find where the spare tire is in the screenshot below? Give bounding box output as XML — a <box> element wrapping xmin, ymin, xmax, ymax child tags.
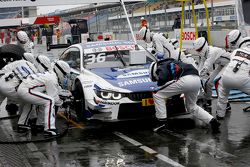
<box><xmin>0</xmin><ymin>44</ymin><xmax>24</xmax><ymax>61</ymax></box>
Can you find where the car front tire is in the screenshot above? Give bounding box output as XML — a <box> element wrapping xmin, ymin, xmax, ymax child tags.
<box><xmin>74</xmin><ymin>81</ymin><xmax>86</xmax><ymax>122</ymax></box>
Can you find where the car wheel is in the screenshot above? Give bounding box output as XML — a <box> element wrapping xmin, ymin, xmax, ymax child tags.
<box><xmin>74</xmin><ymin>81</ymin><xmax>86</xmax><ymax>122</ymax></box>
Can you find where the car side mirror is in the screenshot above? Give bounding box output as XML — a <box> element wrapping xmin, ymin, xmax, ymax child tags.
<box><xmin>129</xmin><ymin>50</ymin><xmax>147</xmax><ymax>65</ymax></box>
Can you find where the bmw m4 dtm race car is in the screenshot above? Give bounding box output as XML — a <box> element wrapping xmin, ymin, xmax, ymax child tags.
<box><xmin>60</xmin><ymin>40</ymin><xmax>187</xmax><ymax>121</ymax></box>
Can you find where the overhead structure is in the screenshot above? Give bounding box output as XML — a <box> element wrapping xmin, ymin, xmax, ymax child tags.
<box><xmin>177</xmin><ymin>0</ymin><xmax>212</xmax><ymax>51</ymax></box>
<box><xmin>0</xmin><ymin>0</ymin><xmax>146</xmax><ymax>8</ymax></box>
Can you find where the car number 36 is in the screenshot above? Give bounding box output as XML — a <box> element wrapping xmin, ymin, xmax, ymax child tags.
<box><xmin>86</xmin><ymin>53</ymin><xmax>106</xmax><ymax>64</ymax></box>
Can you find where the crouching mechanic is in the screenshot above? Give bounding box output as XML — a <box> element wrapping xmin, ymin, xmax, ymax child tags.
<box><xmin>193</xmin><ymin>37</ymin><xmax>231</xmax><ymax>109</ymax></box>
<box><xmin>17</xmin><ymin>60</ymin><xmax>71</xmax><ymax>136</ymax></box>
<box><xmin>216</xmin><ymin>47</ymin><xmax>250</xmax><ymax>120</ymax></box>
<box><xmin>149</xmin><ymin>58</ymin><xmax>220</xmax><ymax>133</ymax></box>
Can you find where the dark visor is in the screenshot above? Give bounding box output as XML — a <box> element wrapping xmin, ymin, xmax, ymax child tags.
<box><xmin>230</xmin><ymin>32</ymin><xmax>241</xmax><ymax>45</ymax></box>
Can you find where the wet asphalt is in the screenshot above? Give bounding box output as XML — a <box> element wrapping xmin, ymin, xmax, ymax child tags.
<box><xmin>0</xmin><ymin>100</ymin><xmax>250</xmax><ymax>167</ymax></box>
<box><xmin>0</xmin><ymin>46</ymin><xmax>249</xmax><ymax>167</ymax></box>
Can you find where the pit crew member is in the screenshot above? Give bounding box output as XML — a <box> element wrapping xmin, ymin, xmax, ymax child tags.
<box><xmin>17</xmin><ymin>60</ymin><xmax>71</xmax><ymax>136</ymax></box>
<box><xmin>149</xmin><ymin>58</ymin><xmax>220</xmax><ymax>133</ymax></box>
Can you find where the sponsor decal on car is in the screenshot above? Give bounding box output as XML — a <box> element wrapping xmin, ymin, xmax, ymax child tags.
<box><xmin>118</xmin><ymin>78</ymin><xmax>151</xmax><ymax>87</ymax></box>
<box><xmin>117</xmin><ymin>69</ymin><xmax>149</xmax><ymax>79</ymax></box>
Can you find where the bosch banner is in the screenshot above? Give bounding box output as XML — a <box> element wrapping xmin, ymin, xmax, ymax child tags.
<box><xmin>175</xmin><ymin>28</ymin><xmax>197</xmax><ymax>49</ymax></box>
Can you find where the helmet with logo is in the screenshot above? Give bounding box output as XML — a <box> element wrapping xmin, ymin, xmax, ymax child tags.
<box><xmin>53</xmin><ymin>60</ymin><xmax>71</xmax><ymax>85</ymax></box>
<box><xmin>149</xmin><ymin>62</ymin><xmax>158</xmax><ymax>82</ymax></box>
<box><xmin>193</xmin><ymin>37</ymin><xmax>208</xmax><ymax>56</ymax></box>
<box><xmin>17</xmin><ymin>31</ymin><xmax>29</xmax><ymax>44</ymax></box>
<box><xmin>139</xmin><ymin>26</ymin><xmax>151</xmax><ymax>43</ymax></box>
<box><xmin>170</xmin><ymin>38</ymin><xmax>179</xmax><ymax>48</ymax></box>
<box><xmin>35</xmin><ymin>55</ymin><xmax>52</xmax><ymax>73</ymax></box>
<box><xmin>23</xmin><ymin>53</ymin><xmax>35</xmax><ymax>64</ymax></box>
<box><xmin>228</xmin><ymin>29</ymin><xmax>242</xmax><ymax>47</ymax></box>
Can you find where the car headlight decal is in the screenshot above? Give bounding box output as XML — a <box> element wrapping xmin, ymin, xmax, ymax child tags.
<box><xmin>100</xmin><ymin>91</ymin><xmax>112</xmax><ymax>99</ymax></box>
<box><xmin>112</xmin><ymin>92</ymin><xmax>122</xmax><ymax>100</ymax></box>
<box><xmin>95</xmin><ymin>90</ymin><xmax>123</xmax><ymax>100</ymax></box>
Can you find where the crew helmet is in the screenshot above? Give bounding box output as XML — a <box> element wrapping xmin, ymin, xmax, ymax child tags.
<box><xmin>53</xmin><ymin>60</ymin><xmax>71</xmax><ymax>85</ymax></box>
<box><xmin>170</xmin><ymin>38</ymin><xmax>179</xmax><ymax>48</ymax></box>
<box><xmin>149</xmin><ymin>62</ymin><xmax>158</xmax><ymax>82</ymax></box>
<box><xmin>35</xmin><ymin>55</ymin><xmax>52</xmax><ymax>73</ymax></box>
<box><xmin>193</xmin><ymin>37</ymin><xmax>208</xmax><ymax>56</ymax></box>
<box><xmin>17</xmin><ymin>31</ymin><xmax>29</xmax><ymax>44</ymax></box>
<box><xmin>23</xmin><ymin>53</ymin><xmax>35</xmax><ymax>64</ymax></box>
<box><xmin>139</xmin><ymin>26</ymin><xmax>151</xmax><ymax>43</ymax></box>
<box><xmin>228</xmin><ymin>29</ymin><xmax>242</xmax><ymax>47</ymax></box>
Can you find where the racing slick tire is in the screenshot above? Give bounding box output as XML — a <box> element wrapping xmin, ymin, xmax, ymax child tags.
<box><xmin>74</xmin><ymin>81</ymin><xmax>87</xmax><ymax>122</ymax></box>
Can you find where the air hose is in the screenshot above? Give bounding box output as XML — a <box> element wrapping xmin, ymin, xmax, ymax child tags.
<box><xmin>0</xmin><ymin>107</ymin><xmax>71</xmax><ymax>144</ymax></box>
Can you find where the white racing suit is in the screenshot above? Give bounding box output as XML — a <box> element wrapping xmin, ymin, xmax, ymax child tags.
<box><xmin>152</xmin><ymin>33</ymin><xmax>197</xmax><ymax>67</ymax></box>
<box><xmin>17</xmin><ymin>72</ymin><xmax>63</xmax><ymax>130</ymax></box>
<box><xmin>153</xmin><ymin>59</ymin><xmax>214</xmax><ymax>124</ymax></box>
<box><xmin>0</xmin><ymin>60</ymin><xmax>37</xmax><ymax>103</ymax></box>
<box><xmin>216</xmin><ymin>47</ymin><xmax>250</xmax><ymax>118</ymax></box>
<box><xmin>199</xmin><ymin>46</ymin><xmax>231</xmax><ymax>100</ymax></box>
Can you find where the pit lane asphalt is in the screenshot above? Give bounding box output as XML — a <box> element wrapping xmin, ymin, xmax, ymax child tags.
<box><xmin>0</xmin><ymin>46</ymin><xmax>249</xmax><ymax>167</ymax></box>
<box><xmin>0</xmin><ymin>98</ymin><xmax>250</xmax><ymax>166</ymax></box>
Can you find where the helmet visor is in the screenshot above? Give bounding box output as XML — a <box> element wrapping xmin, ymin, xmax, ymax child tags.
<box><xmin>196</xmin><ymin>41</ymin><xmax>206</xmax><ymax>52</ymax></box>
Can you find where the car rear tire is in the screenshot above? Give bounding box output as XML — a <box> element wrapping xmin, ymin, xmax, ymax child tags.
<box><xmin>74</xmin><ymin>81</ymin><xmax>86</xmax><ymax>122</ymax></box>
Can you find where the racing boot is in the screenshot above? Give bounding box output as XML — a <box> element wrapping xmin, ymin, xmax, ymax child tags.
<box><xmin>6</xmin><ymin>103</ymin><xmax>19</xmax><ymax>115</ymax></box>
<box><xmin>44</xmin><ymin>129</ymin><xmax>60</xmax><ymax>136</ymax></box>
<box><xmin>226</xmin><ymin>103</ymin><xmax>231</xmax><ymax>111</ymax></box>
<box><xmin>153</xmin><ymin>118</ymin><xmax>168</xmax><ymax>133</ymax></box>
<box><xmin>209</xmin><ymin>118</ymin><xmax>221</xmax><ymax>133</ymax></box>
<box><xmin>31</xmin><ymin>125</ymin><xmax>44</xmax><ymax>135</ymax></box>
<box><xmin>17</xmin><ymin>124</ymin><xmax>30</xmax><ymax>133</ymax></box>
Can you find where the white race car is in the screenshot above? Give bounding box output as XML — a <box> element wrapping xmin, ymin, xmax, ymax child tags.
<box><xmin>60</xmin><ymin>40</ymin><xmax>185</xmax><ymax>121</ymax></box>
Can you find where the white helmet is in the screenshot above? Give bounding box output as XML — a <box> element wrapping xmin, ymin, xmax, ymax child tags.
<box><xmin>193</xmin><ymin>37</ymin><xmax>208</xmax><ymax>56</ymax></box>
<box><xmin>17</xmin><ymin>31</ymin><xmax>29</xmax><ymax>44</ymax></box>
<box><xmin>53</xmin><ymin>60</ymin><xmax>71</xmax><ymax>85</ymax></box>
<box><xmin>149</xmin><ymin>62</ymin><xmax>158</xmax><ymax>82</ymax></box>
<box><xmin>23</xmin><ymin>53</ymin><xmax>35</xmax><ymax>64</ymax></box>
<box><xmin>139</xmin><ymin>27</ymin><xmax>151</xmax><ymax>43</ymax></box>
<box><xmin>35</xmin><ymin>55</ymin><xmax>52</xmax><ymax>73</ymax></box>
<box><xmin>170</xmin><ymin>38</ymin><xmax>179</xmax><ymax>48</ymax></box>
<box><xmin>228</xmin><ymin>29</ymin><xmax>242</xmax><ymax>47</ymax></box>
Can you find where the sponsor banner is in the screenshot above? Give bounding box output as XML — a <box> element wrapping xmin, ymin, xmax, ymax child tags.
<box><xmin>174</xmin><ymin>28</ymin><xmax>196</xmax><ymax>49</ymax></box>
<box><xmin>34</xmin><ymin>16</ymin><xmax>60</xmax><ymax>25</ymax></box>
<box><xmin>0</xmin><ymin>0</ymin><xmax>146</xmax><ymax>8</ymax></box>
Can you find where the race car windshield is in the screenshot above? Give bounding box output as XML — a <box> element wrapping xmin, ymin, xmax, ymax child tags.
<box><xmin>84</xmin><ymin>50</ymin><xmax>131</xmax><ymax>69</ymax></box>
